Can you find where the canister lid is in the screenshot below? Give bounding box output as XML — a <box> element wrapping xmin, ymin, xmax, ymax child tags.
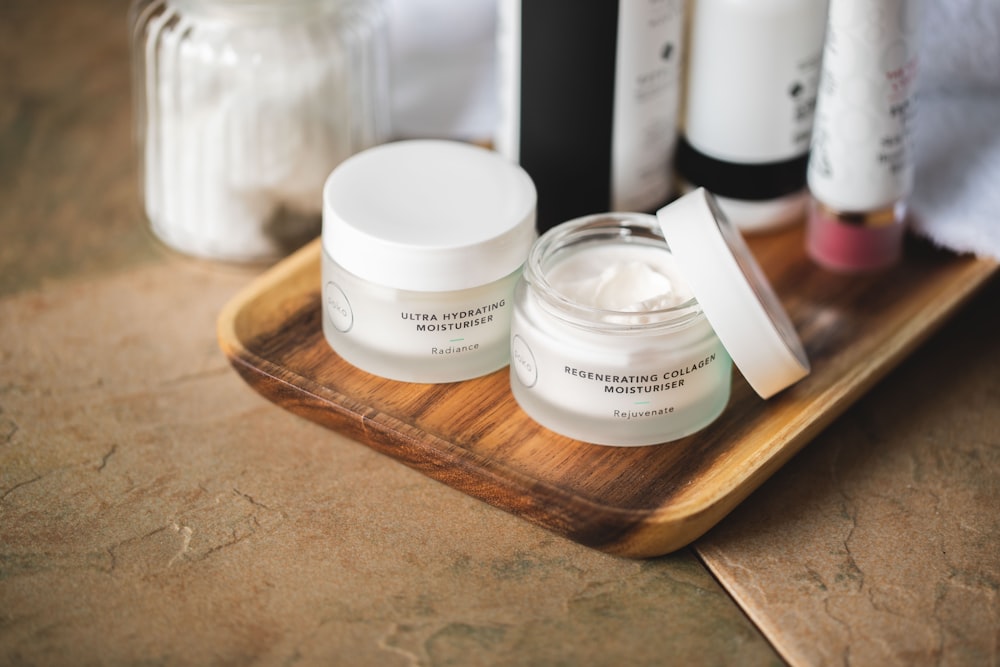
<box><xmin>322</xmin><ymin>140</ymin><xmax>537</xmax><ymax>292</ymax></box>
<box><xmin>656</xmin><ymin>188</ymin><xmax>810</xmax><ymax>398</ymax></box>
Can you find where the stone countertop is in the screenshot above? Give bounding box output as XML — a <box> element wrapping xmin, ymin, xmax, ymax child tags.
<box><xmin>1</xmin><ymin>2</ymin><xmax>997</xmax><ymax>665</ymax></box>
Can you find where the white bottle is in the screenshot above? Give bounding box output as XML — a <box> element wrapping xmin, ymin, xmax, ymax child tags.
<box><xmin>677</xmin><ymin>0</ymin><xmax>829</xmax><ymax>232</ymax></box>
<box><xmin>496</xmin><ymin>0</ymin><xmax>686</xmax><ymax>232</ymax></box>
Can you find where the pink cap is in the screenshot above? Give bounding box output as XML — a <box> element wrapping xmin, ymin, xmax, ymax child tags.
<box><xmin>806</xmin><ymin>200</ymin><xmax>905</xmax><ymax>273</ymax></box>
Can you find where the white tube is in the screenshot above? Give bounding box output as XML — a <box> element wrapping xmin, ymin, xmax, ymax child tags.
<box><xmin>806</xmin><ymin>0</ymin><xmax>924</xmax><ymax>272</ymax></box>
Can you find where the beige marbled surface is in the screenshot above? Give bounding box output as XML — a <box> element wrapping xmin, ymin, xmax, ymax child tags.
<box><xmin>0</xmin><ymin>261</ymin><xmax>780</xmax><ymax>666</ymax></box>
<box><xmin>0</xmin><ymin>2</ymin><xmax>782</xmax><ymax>664</ymax></box>
<box><xmin>3</xmin><ymin>0</ymin><xmax>998</xmax><ymax>665</ymax></box>
<box><xmin>697</xmin><ymin>275</ymin><xmax>1000</xmax><ymax>666</ymax></box>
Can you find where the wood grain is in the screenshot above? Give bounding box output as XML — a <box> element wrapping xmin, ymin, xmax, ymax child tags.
<box><xmin>217</xmin><ymin>226</ymin><xmax>997</xmax><ymax>557</ymax></box>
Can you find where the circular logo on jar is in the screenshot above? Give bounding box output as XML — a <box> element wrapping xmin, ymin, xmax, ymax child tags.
<box><xmin>511</xmin><ymin>335</ymin><xmax>537</xmax><ymax>388</ymax></box>
<box><xmin>324</xmin><ymin>281</ymin><xmax>354</xmax><ymax>333</ymax></box>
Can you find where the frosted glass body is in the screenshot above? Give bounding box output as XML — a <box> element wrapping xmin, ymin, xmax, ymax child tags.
<box><xmin>322</xmin><ymin>247</ymin><xmax>520</xmax><ymax>383</ymax></box>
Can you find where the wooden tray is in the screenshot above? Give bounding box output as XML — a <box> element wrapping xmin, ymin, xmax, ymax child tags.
<box><xmin>217</xmin><ymin>227</ymin><xmax>996</xmax><ymax>558</ymax></box>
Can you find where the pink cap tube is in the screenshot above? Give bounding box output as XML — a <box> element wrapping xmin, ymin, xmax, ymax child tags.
<box><xmin>806</xmin><ymin>200</ymin><xmax>906</xmax><ymax>273</ymax></box>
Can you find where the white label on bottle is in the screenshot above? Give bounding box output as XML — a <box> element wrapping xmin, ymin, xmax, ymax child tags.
<box><xmin>495</xmin><ymin>0</ymin><xmax>521</xmax><ymax>163</ymax></box>
<box><xmin>611</xmin><ymin>0</ymin><xmax>685</xmax><ymax>211</ymax></box>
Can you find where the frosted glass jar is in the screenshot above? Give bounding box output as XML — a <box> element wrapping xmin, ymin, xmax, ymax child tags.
<box><xmin>321</xmin><ymin>140</ymin><xmax>537</xmax><ymax>383</ymax></box>
<box><xmin>510</xmin><ymin>190</ymin><xmax>811</xmax><ymax>446</ymax></box>
<box><xmin>510</xmin><ymin>213</ymin><xmax>733</xmax><ymax>446</ymax></box>
<box><xmin>129</xmin><ymin>0</ymin><xmax>389</xmax><ymax>262</ymax></box>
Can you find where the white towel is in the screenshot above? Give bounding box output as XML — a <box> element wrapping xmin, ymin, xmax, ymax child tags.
<box><xmin>385</xmin><ymin>0</ymin><xmax>497</xmax><ymax>140</ymax></box>
<box><xmin>910</xmin><ymin>0</ymin><xmax>1000</xmax><ymax>260</ymax></box>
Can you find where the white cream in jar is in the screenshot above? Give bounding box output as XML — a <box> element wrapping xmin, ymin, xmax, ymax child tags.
<box><xmin>510</xmin><ymin>190</ymin><xmax>810</xmax><ymax>446</ymax></box>
<box><xmin>322</xmin><ymin>140</ymin><xmax>537</xmax><ymax>383</ymax></box>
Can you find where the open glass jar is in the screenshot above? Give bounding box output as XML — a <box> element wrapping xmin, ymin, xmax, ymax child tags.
<box><xmin>129</xmin><ymin>0</ymin><xmax>389</xmax><ymax>262</ymax></box>
<box><xmin>510</xmin><ymin>189</ymin><xmax>811</xmax><ymax>447</ymax></box>
<box><xmin>510</xmin><ymin>213</ymin><xmax>733</xmax><ymax>446</ymax></box>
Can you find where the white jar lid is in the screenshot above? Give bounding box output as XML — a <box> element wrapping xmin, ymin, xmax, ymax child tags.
<box><xmin>322</xmin><ymin>140</ymin><xmax>537</xmax><ymax>292</ymax></box>
<box><xmin>656</xmin><ymin>188</ymin><xmax>810</xmax><ymax>398</ymax></box>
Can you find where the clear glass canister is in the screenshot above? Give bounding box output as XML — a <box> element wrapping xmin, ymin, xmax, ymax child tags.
<box><xmin>129</xmin><ymin>0</ymin><xmax>389</xmax><ymax>262</ymax></box>
<box><xmin>509</xmin><ymin>213</ymin><xmax>733</xmax><ymax>446</ymax></box>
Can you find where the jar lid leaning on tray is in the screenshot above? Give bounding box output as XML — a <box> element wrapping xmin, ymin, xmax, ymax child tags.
<box><xmin>661</xmin><ymin>188</ymin><xmax>811</xmax><ymax>400</ymax></box>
